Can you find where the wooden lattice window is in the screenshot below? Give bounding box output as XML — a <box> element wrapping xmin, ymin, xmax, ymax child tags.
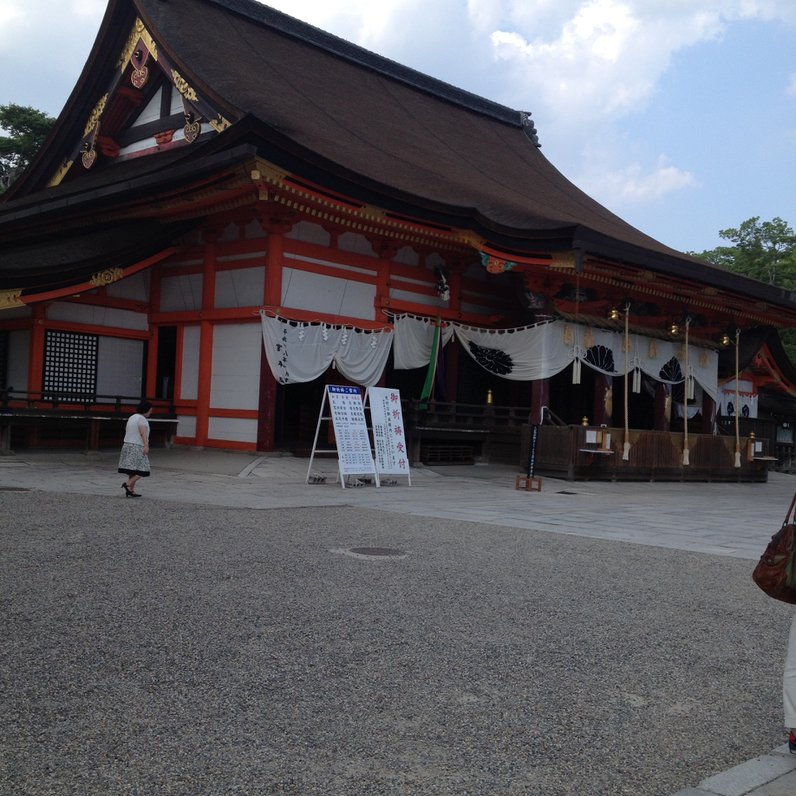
<box><xmin>43</xmin><ymin>330</ymin><xmax>98</xmax><ymax>402</ymax></box>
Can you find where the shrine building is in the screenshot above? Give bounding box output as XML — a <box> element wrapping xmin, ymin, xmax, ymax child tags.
<box><xmin>2</xmin><ymin>0</ymin><xmax>796</xmax><ymax>481</ymax></box>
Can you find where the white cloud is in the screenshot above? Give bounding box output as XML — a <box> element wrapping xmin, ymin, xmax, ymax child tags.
<box><xmin>486</xmin><ymin>1</ymin><xmax>724</xmax><ymax>124</ymax></box>
<box><xmin>578</xmin><ymin>155</ymin><xmax>698</xmax><ymax>207</ymax></box>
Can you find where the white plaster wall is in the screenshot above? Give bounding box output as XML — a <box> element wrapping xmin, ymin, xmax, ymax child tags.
<box><xmin>460</xmin><ymin>300</ymin><xmax>496</xmax><ymax>315</ymax></box>
<box><xmin>131</xmin><ymin>88</ymin><xmax>162</xmax><ymax>127</ymax></box>
<box><xmin>390</xmin><ymin>287</ymin><xmax>446</xmax><ymax>310</ymax></box>
<box><xmin>393</xmin><ymin>246</ymin><xmax>420</xmax><ymax>266</ymax></box>
<box><xmin>281</xmin><ymin>268</ymin><xmax>376</xmax><ymax>320</ymax></box>
<box><xmin>6</xmin><ymin>330</ymin><xmax>29</xmax><ymax>392</ymax></box>
<box><xmin>107</xmin><ymin>271</ymin><xmax>149</xmax><ymax>302</ymax></box>
<box><xmin>176</xmin><ymin>414</ymin><xmax>196</xmax><ymax>439</ymax></box>
<box><xmin>218</xmin><ymin>222</ymin><xmax>239</xmax><ymax>242</ymax></box>
<box><xmin>244</xmin><ymin>219</ymin><xmax>266</xmax><ymax>239</ymax></box>
<box><xmin>46</xmin><ymin>302</ymin><xmax>148</xmax><ymax>331</ymax></box>
<box><xmin>0</xmin><ymin>307</ymin><xmax>31</xmax><ymax>319</ymax></box>
<box><xmin>215</xmin><ymin>267</ymin><xmax>265</xmax><ymax>309</ymax></box>
<box><xmin>180</xmin><ymin>326</ymin><xmax>200</xmax><ymax>401</ymax></box>
<box><xmin>338</xmin><ymin>232</ymin><xmax>376</xmax><ymax>257</ymax></box>
<box><xmin>286</xmin><ymin>221</ymin><xmax>331</xmax><ymax>246</ymax></box>
<box><xmin>210</xmin><ymin>323</ymin><xmax>261</xmax><ymax>410</ymax></box>
<box><xmin>208</xmin><ymin>417</ymin><xmax>258</xmax><ymax>443</ymax></box>
<box><xmin>161</xmin><ymin>274</ymin><xmax>202</xmax><ymax>312</ymax></box>
<box><xmin>96</xmin><ymin>337</ymin><xmax>144</xmax><ymax>402</ymax></box>
<box><xmin>169</xmin><ymin>85</ymin><xmax>182</xmax><ymax>115</ymax></box>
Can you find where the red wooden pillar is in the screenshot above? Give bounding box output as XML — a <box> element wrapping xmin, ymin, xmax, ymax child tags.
<box><xmin>530</xmin><ymin>377</ymin><xmax>550</xmax><ymax>425</ymax></box>
<box><xmin>372</xmin><ymin>240</ymin><xmax>399</xmax><ymax>390</ymax></box>
<box><xmin>28</xmin><ymin>304</ymin><xmax>45</xmax><ymax>398</ymax></box>
<box><xmin>145</xmin><ymin>264</ymin><xmax>163</xmax><ymax>399</ymax></box>
<box><xmin>256</xmin><ymin>213</ymin><xmax>292</xmax><ymax>450</ymax></box>
<box><xmin>195</xmin><ymin>232</ymin><xmax>218</xmax><ymax>447</ymax></box>
<box><xmin>445</xmin><ymin>262</ymin><xmax>466</xmax><ymax>403</ymax></box>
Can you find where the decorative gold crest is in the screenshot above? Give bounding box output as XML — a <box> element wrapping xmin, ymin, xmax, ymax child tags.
<box><xmin>209</xmin><ymin>115</ymin><xmax>231</xmax><ymax>133</ymax></box>
<box><xmin>0</xmin><ymin>290</ymin><xmax>24</xmax><ymax>310</ymax></box>
<box><xmin>584</xmin><ymin>329</ymin><xmax>595</xmax><ymax>348</ymax></box>
<box><xmin>81</xmin><ymin>147</ymin><xmax>97</xmax><ymax>169</ymax></box>
<box><xmin>89</xmin><ymin>267</ymin><xmax>124</xmax><ymax>287</ymax></box>
<box><xmin>648</xmin><ymin>339</ymin><xmax>657</xmax><ymax>359</ymax></box>
<box><xmin>118</xmin><ymin>18</ymin><xmax>158</xmax><ymax>70</ymax></box>
<box><xmin>563</xmin><ymin>325</ymin><xmax>573</xmax><ymax>346</ymax></box>
<box><xmin>183</xmin><ymin>121</ymin><xmax>201</xmax><ymax>143</ymax></box>
<box><xmin>131</xmin><ymin>66</ymin><xmax>149</xmax><ymax>89</ymax></box>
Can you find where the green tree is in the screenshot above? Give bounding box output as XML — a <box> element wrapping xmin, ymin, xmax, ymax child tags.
<box><xmin>690</xmin><ymin>216</ymin><xmax>796</xmax><ymax>360</ymax></box>
<box><xmin>0</xmin><ymin>103</ymin><xmax>56</xmax><ymax>193</ymax></box>
<box><xmin>691</xmin><ymin>216</ymin><xmax>796</xmax><ymax>288</ymax></box>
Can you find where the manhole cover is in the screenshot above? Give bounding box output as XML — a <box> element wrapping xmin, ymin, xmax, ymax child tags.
<box><xmin>332</xmin><ymin>547</ymin><xmax>408</xmax><ymax>560</ymax></box>
<box><xmin>557</xmin><ymin>490</ymin><xmax>578</xmax><ymax>495</ymax></box>
<box><xmin>0</xmin><ymin>487</ymin><xmax>29</xmax><ymax>492</ymax></box>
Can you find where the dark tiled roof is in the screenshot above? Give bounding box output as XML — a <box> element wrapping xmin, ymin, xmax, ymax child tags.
<box><xmin>2</xmin><ymin>0</ymin><xmax>793</xmax><ymax>314</ymax></box>
<box><xmin>0</xmin><ymin>218</ymin><xmax>193</xmax><ymax>292</ymax></box>
<box><xmin>135</xmin><ymin>0</ymin><xmax>684</xmax><ymax>259</ymax></box>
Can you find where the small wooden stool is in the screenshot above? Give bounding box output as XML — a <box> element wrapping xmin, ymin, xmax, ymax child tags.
<box><xmin>515</xmin><ymin>474</ymin><xmax>542</xmax><ymax>492</ymax></box>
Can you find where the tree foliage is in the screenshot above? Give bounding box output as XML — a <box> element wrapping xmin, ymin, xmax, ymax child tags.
<box><xmin>0</xmin><ymin>104</ymin><xmax>56</xmax><ymax>192</ymax></box>
<box><xmin>690</xmin><ymin>216</ymin><xmax>796</xmax><ymax>288</ymax></box>
<box><xmin>690</xmin><ymin>216</ymin><xmax>796</xmax><ymax>361</ymax></box>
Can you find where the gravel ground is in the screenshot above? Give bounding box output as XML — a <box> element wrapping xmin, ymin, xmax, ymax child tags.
<box><xmin>0</xmin><ymin>489</ymin><xmax>791</xmax><ymax>795</ymax></box>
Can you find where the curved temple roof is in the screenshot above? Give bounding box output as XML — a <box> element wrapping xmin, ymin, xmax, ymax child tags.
<box><xmin>2</xmin><ymin>0</ymin><xmax>796</xmax><ymax>318</ymax></box>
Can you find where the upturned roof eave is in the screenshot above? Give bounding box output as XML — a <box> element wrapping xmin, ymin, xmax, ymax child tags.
<box><xmin>5</xmin><ymin>115</ymin><xmax>796</xmax><ymax>318</ymax></box>
<box><xmin>2</xmin><ymin>0</ymin><xmax>136</xmax><ymax>200</ymax></box>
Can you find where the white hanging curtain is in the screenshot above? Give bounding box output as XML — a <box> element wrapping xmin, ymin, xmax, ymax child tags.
<box><xmin>393</xmin><ymin>315</ymin><xmax>718</xmax><ymax>399</ymax></box>
<box><xmin>260</xmin><ymin>312</ymin><xmax>393</xmax><ymax>386</ymax></box>
<box><xmin>392</xmin><ymin>315</ymin><xmax>454</xmax><ymax>369</ymax></box>
<box><xmin>453</xmin><ymin>321</ymin><xmax>573</xmax><ymax>380</ymax></box>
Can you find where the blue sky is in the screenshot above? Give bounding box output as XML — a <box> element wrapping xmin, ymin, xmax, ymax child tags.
<box><xmin>1</xmin><ymin>0</ymin><xmax>794</xmax><ymax>254</ymax></box>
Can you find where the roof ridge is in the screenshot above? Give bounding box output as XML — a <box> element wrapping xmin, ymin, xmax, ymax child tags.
<box><xmin>200</xmin><ymin>0</ymin><xmax>528</xmax><ymax>128</ymax></box>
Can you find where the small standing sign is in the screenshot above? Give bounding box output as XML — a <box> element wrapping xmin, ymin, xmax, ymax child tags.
<box><xmin>306</xmin><ymin>385</ymin><xmax>378</xmax><ymax>488</ymax></box>
<box><xmin>367</xmin><ymin>387</ymin><xmax>411</xmax><ymax>485</ymax></box>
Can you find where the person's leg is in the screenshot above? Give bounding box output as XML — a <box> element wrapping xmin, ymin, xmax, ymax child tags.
<box><xmin>127</xmin><ymin>474</ymin><xmax>141</xmax><ymax>493</ymax></box>
<box><xmin>783</xmin><ymin>614</ymin><xmax>796</xmax><ymax>743</ymax></box>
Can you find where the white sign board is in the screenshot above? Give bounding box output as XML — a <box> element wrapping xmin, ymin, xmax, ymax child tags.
<box><xmin>368</xmin><ymin>387</ymin><xmax>410</xmax><ymax>479</ymax></box>
<box><xmin>326</xmin><ymin>385</ymin><xmax>377</xmax><ymax>477</ymax></box>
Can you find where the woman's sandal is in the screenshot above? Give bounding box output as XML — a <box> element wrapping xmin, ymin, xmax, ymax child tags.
<box><xmin>121</xmin><ymin>482</ymin><xmax>134</xmax><ymax>497</ymax></box>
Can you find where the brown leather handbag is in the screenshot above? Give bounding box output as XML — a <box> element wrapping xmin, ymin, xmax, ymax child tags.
<box><xmin>753</xmin><ymin>492</ymin><xmax>796</xmax><ymax>604</ymax></box>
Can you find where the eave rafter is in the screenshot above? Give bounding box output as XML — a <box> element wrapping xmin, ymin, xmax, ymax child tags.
<box><xmin>518</xmin><ymin>255</ymin><xmax>788</xmax><ymax>331</ymax></box>
<box><xmin>252</xmin><ymin>158</ymin><xmax>477</xmax><ymax>253</ymax></box>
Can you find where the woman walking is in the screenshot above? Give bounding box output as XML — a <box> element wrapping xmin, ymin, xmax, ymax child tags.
<box><xmin>118</xmin><ymin>400</ymin><xmax>152</xmax><ymax>497</ymax></box>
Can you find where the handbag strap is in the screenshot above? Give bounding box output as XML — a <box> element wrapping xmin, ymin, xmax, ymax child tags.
<box><xmin>785</xmin><ymin>491</ymin><xmax>796</xmax><ymax>526</ymax></box>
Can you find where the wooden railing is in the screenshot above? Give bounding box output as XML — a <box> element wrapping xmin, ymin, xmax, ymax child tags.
<box><xmin>0</xmin><ymin>389</ymin><xmax>177</xmax><ymax>453</ymax></box>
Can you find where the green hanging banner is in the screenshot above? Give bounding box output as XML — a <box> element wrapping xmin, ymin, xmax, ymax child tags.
<box><xmin>419</xmin><ymin>322</ymin><xmax>441</xmax><ymax>408</ymax></box>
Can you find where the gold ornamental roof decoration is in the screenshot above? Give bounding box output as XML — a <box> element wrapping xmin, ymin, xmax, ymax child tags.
<box><xmin>118</xmin><ymin>18</ymin><xmax>159</xmax><ymax>71</ymax></box>
<box><xmin>0</xmin><ymin>290</ymin><xmax>24</xmax><ymax>310</ymax></box>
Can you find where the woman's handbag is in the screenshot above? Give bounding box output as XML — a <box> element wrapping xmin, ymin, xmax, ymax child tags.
<box><xmin>752</xmin><ymin>491</ymin><xmax>796</xmax><ymax>604</ymax></box>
